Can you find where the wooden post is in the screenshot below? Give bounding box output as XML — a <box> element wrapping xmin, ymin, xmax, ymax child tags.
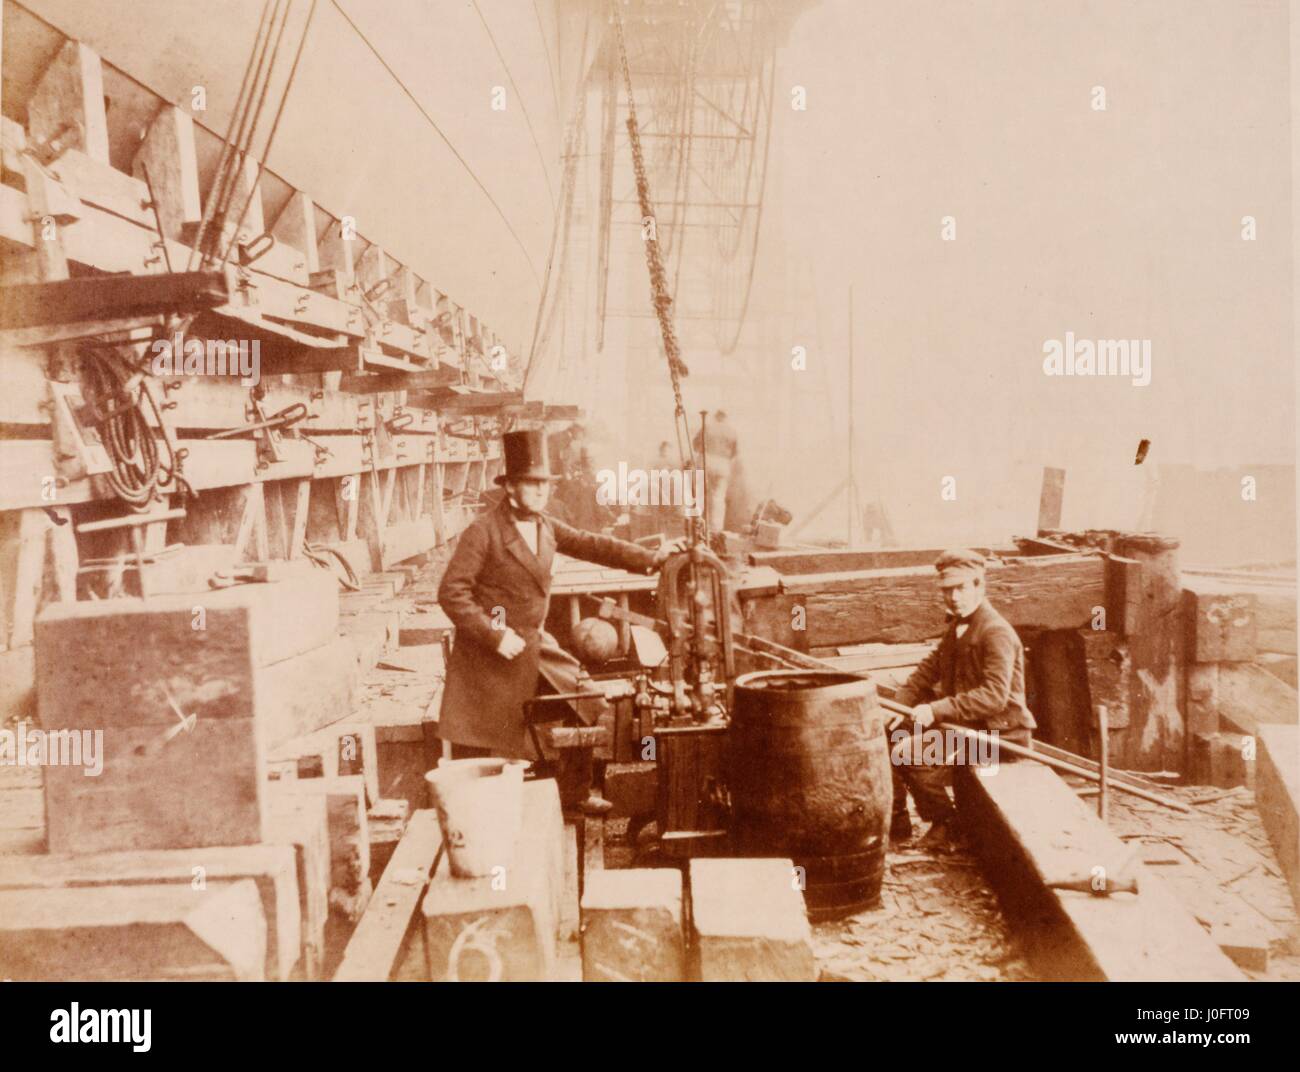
<box><xmin>234</xmin><ymin>483</ymin><xmax>270</xmax><ymax>562</ymax></box>
<box><xmin>317</xmin><ymin>214</ymin><xmax>356</xmax><ymax>291</ymax></box>
<box><xmin>356</xmin><ymin>243</ymin><xmax>388</xmax><ymax>300</ymax></box>
<box><xmin>1114</xmin><ymin>533</ymin><xmax>1184</xmax><ymax>772</ymax></box>
<box><xmin>28</xmin><ymin>40</ymin><xmax>110</xmax><ymax>164</ymax></box>
<box><xmin>289</xmin><ymin>479</ymin><xmax>312</xmax><ymax>558</ymax></box>
<box><xmin>1037</xmin><ymin>467</ymin><xmax>1066</xmax><ymax>534</ymax></box>
<box><xmin>429</xmin><ymin>461</ymin><xmax>447</xmax><ymax>545</ymax></box>
<box><xmin>133</xmin><ymin>105</ymin><xmax>202</xmax><ymax>240</ymax></box>
<box><xmin>4</xmin><ymin>508</ymin><xmax>76</xmax><ymax>648</ymax></box>
<box><xmin>1097</xmin><ymin>704</ymin><xmax>1109</xmax><ymax>822</ymax></box>
<box><xmin>271</xmin><ymin>191</ymin><xmax>321</xmax><ymax>276</ymax></box>
<box><xmin>225</xmin><ymin>156</ymin><xmax>266</xmax><ymax>245</ymax></box>
<box><xmin>20</xmin><ymin>160</ymin><xmax>71</xmax><ymax>281</ymax></box>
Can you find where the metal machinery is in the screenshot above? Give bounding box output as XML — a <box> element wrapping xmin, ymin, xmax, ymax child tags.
<box><xmin>523</xmin><ymin>530</ymin><xmax>740</xmax><ymax>857</ymax></box>
<box><xmin>636</xmin><ymin>538</ymin><xmax>735</xmax><ymax>854</ymax></box>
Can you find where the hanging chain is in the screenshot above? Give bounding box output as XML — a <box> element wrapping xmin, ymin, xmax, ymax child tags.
<box><xmin>610</xmin><ymin>0</ymin><xmax>695</xmax><ymax>473</ymax></box>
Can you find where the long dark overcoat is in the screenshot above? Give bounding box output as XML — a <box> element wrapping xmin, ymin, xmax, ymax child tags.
<box><xmin>437</xmin><ymin>497</ymin><xmax>656</xmax><ymax>757</ymax></box>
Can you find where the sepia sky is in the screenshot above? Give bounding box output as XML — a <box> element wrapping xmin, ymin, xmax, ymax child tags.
<box><xmin>758</xmin><ymin>0</ymin><xmax>1295</xmax><ymax>540</ymax></box>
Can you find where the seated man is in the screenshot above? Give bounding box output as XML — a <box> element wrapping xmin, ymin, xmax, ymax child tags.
<box><xmin>890</xmin><ymin>549</ymin><xmax>1037</xmax><ymax>848</ymax></box>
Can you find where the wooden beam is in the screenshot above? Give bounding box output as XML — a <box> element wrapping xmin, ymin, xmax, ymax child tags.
<box><xmin>186</xmin><ymin>307</ymin><xmax>353</xmax><ymax>375</ymax></box>
<box><xmin>336</xmin><ymin>475</ymin><xmax>360</xmax><ymax>542</ymax></box>
<box><xmin>50</xmin><ymin>147</ymin><xmax>153</xmax><ymax>227</ymax></box>
<box><xmin>1257</xmin><ymin>726</ymin><xmax>1299</xmax><ymax>912</ymax></box>
<box><xmin>748</xmin><ymin>547</ymin><xmax>968</xmax><ymax>575</ymax></box>
<box><xmin>955</xmin><ymin>763</ymin><xmax>1243</xmax><ymax>981</ymax></box>
<box><xmin>779</xmin><ymin>555</ymin><xmax>1106</xmax><ymax>647</ymax></box>
<box><xmin>1182</xmin><ymin>580</ymin><xmax>1258</xmax><ymax>663</ymax></box>
<box><xmin>379</xmin><ymin>469</ymin><xmax>396</xmax><ymax>530</ymax></box>
<box><xmin>413</xmin><ymin>463</ymin><xmax>426</xmax><ymax>519</ymax></box>
<box><xmin>351</xmin><ymin>469</ymin><xmax>377</xmax><ymax>571</ymax></box>
<box><xmin>338</xmin><ymin>366</ymin><xmax>462</xmax><ymax>394</ymax></box>
<box><xmin>278</xmin><ymin>776</ymin><xmax>372</xmax><ymax>922</ymax></box>
<box><xmin>333</xmin><ymin>810</ymin><xmax>443</xmax><ymax>981</ymax></box>
<box><xmin>380</xmin><ymin>518</ymin><xmax>435</xmax><ymax>570</ymax></box>
<box><xmin>0</xmin><ymin>271</ymin><xmax>227</xmax><ymax>329</ymax></box>
<box><xmin>2</xmin><ymin>507</ymin><xmax>75</xmax><ymax>649</ymax></box>
<box><xmin>423</xmin><ymin>388</ymin><xmax>523</xmax><ymax>413</ymax></box>
<box><xmin>0</xmin><ymin>186</ymin><xmax>437</xmax><ymax>361</ymax></box>
<box><xmin>1215</xmin><ymin>663</ymin><xmax>1298</xmax><ymax>738</ymax></box>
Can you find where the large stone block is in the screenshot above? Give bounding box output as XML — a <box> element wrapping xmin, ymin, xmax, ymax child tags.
<box><xmin>689</xmin><ymin>858</ymin><xmax>815</xmax><ymax>982</ymax></box>
<box><xmin>0</xmin><ymin>879</ymin><xmax>267</xmax><ymax>981</ymax></box>
<box><xmin>257</xmin><ymin>638</ymin><xmax>360</xmax><ymax>747</ymax></box>
<box><xmin>581</xmin><ymin>868</ymin><xmax>684</xmax><ymax>982</ymax></box>
<box><xmin>1182</xmin><ymin>584</ymin><xmax>1257</xmax><ymax>663</ymax></box>
<box><xmin>0</xmin><ymin>843</ymin><xmax>299</xmax><ymax>981</ymax></box>
<box><xmin>33</xmin><ymin>579</ymin><xmax>344</xmax><ymax>853</ymax></box>
<box><xmin>41</xmin><ymin>718</ymin><xmax>265</xmax><ymax>855</ymax></box>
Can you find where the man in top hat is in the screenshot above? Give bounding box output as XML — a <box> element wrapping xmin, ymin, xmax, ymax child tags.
<box><xmin>437</xmin><ymin>429</ymin><xmax>677</xmax><ymax>760</ymax></box>
<box><xmin>889</xmin><ymin>549</ymin><xmax>1037</xmax><ymax>848</ymax></box>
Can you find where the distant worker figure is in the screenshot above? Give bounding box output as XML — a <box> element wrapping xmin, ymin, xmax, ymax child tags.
<box><xmin>549</xmin><ymin>423</ymin><xmax>610</xmax><ymax>532</ymax></box>
<box><xmin>558</xmin><ymin>423</ymin><xmax>593</xmax><ymax>480</ymax></box>
<box><xmin>437</xmin><ymin>429</ymin><xmax>676</xmax><ymax>760</ymax></box>
<box><xmin>692</xmin><ymin>410</ymin><xmax>738</xmax><ymax>532</ymax></box>
<box><xmin>889</xmin><ymin>549</ymin><xmax>1037</xmax><ymax>849</ymax></box>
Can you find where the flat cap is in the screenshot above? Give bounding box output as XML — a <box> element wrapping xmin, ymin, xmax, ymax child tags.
<box><xmin>935</xmin><ymin>548</ymin><xmax>986</xmax><ymax>587</ymax></box>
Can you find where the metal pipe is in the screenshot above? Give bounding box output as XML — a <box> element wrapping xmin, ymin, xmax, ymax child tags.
<box><xmin>877</xmin><ymin>697</ymin><xmax>1190</xmax><ymax>814</ymax></box>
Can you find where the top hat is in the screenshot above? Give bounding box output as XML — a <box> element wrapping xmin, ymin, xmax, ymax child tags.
<box><xmin>495</xmin><ymin>429</ymin><xmax>561</xmax><ymax>485</ymax></box>
<box><xmin>934</xmin><ymin>548</ymin><xmax>986</xmax><ymax>588</ymax></box>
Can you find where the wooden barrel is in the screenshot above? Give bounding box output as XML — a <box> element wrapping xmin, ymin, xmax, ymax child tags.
<box><xmin>728</xmin><ymin>670</ymin><xmax>892</xmax><ymax>921</ymax></box>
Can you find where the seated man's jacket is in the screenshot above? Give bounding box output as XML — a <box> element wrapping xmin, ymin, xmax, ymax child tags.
<box><xmin>894</xmin><ymin>599</ymin><xmax>1036</xmax><ymax>732</ymax></box>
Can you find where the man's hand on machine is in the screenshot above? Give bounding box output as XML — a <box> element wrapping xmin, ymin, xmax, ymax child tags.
<box><xmin>496</xmin><ymin>627</ymin><xmax>526</xmax><ymax>660</ymax></box>
<box><xmin>650</xmin><ymin>539</ymin><xmax>687</xmax><ymax>569</ymax></box>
